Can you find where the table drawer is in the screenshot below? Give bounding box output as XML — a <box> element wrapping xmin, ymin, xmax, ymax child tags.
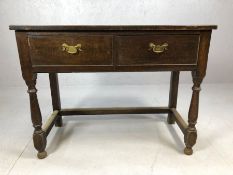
<box><xmin>28</xmin><ymin>34</ymin><xmax>113</xmax><ymax>66</ymax></box>
<box><xmin>116</xmin><ymin>35</ymin><xmax>199</xmax><ymax>65</ymax></box>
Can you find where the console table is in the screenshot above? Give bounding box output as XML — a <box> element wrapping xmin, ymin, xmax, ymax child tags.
<box><xmin>10</xmin><ymin>25</ymin><xmax>217</xmax><ymax>159</ymax></box>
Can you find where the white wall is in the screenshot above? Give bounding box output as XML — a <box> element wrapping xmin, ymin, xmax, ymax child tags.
<box><xmin>0</xmin><ymin>0</ymin><xmax>232</xmax><ymax>87</ymax></box>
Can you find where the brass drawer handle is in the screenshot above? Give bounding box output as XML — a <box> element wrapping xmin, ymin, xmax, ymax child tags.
<box><xmin>62</xmin><ymin>43</ymin><xmax>82</xmax><ymax>54</ymax></box>
<box><xmin>149</xmin><ymin>42</ymin><xmax>168</xmax><ymax>54</ymax></box>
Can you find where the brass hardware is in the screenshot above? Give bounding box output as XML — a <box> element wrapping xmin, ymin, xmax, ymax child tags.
<box><xmin>149</xmin><ymin>42</ymin><xmax>168</xmax><ymax>54</ymax></box>
<box><xmin>62</xmin><ymin>43</ymin><xmax>82</xmax><ymax>54</ymax></box>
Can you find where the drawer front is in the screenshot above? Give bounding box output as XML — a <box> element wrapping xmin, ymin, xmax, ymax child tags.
<box><xmin>116</xmin><ymin>35</ymin><xmax>199</xmax><ymax>65</ymax></box>
<box><xmin>28</xmin><ymin>34</ymin><xmax>113</xmax><ymax>66</ymax></box>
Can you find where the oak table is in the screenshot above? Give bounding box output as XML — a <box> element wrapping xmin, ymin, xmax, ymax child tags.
<box><xmin>10</xmin><ymin>25</ymin><xmax>217</xmax><ymax>159</ymax></box>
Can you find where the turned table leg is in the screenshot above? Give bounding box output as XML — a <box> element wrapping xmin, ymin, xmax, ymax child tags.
<box><xmin>184</xmin><ymin>71</ymin><xmax>202</xmax><ymax>155</ymax></box>
<box><xmin>49</xmin><ymin>73</ymin><xmax>63</xmax><ymax>127</ymax></box>
<box><xmin>167</xmin><ymin>71</ymin><xmax>180</xmax><ymax>124</ymax></box>
<box><xmin>25</xmin><ymin>74</ymin><xmax>47</xmax><ymax>159</ymax></box>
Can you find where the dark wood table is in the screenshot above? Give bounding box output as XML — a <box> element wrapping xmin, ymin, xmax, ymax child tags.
<box><xmin>10</xmin><ymin>25</ymin><xmax>217</xmax><ymax>159</ymax></box>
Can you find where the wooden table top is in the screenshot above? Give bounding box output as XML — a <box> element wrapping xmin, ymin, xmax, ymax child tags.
<box><xmin>9</xmin><ymin>25</ymin><xmax>217</xmax><ymax>31</ymax></box>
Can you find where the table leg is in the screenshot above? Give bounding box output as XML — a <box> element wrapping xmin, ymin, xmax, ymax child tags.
<box><xmin>167</xmin><ymin>71</ymin><xmax>180</xmax><ymax>124</ymax></box>
<box><xmin>184</xmin><ymin>71</ymin><xmax>202</xmax><ymax>155</ymax></box>
<box><xmin>25</xmin><ymin>74</ymin><xmax>47</xmax><ymax>159</ymax></box>
<box><xmin>49</xmin><ymin>73</ymin><xmax>63</xmax><ymax>127</ymax></box>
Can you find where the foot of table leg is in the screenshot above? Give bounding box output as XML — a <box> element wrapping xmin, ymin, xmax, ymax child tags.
<box><xmin>184</xmin><ymin>127</ymin><xmax>197</xmax><ymax>155</ymax></box>
<box><xmin>37</xmin><ymin>151</ymin><xmax>47</xmax><ymax>159</ymax></box>
<box><xmin>55</xmin><ymin>115</ymin><xmax>63</xmax><ymax>127</ymax></box>
<box><xmin>167</xmin><ymin>113</ymin><xmax>175</xmax><ymax>124</ymax></box>
<box><xmin>184</xmin><ymin>147</ymin><xmax>193</xmax><ymax>155</ymax></box>
<box><xmin>33</xmin><ymin>129</ymin><xmax>47</xmax><ymax>159</ymax></box>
